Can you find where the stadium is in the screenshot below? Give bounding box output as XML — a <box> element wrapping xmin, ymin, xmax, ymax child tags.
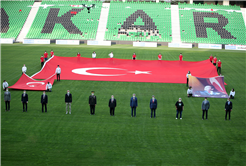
<box><xmin>1</xmin><ymin>0</ymin><xmax>246</xmax><ymax>165</ymax></box>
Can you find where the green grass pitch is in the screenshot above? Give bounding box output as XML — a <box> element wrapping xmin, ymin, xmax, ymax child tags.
<box><xmin>1</xmin><ymin>44</ymin><xmax>246</xmax><ymax>166</ymax></box>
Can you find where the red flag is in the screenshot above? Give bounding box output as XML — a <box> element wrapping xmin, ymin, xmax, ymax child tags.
<box><xmin>9</xmin><ymin>73</ymin><xmax>56</xmax><ymax>91</ymax></box>
<box><xmin>31</xmin><ymin>56</ymin><xmax>219</xmax><ymax>84</ymax></box>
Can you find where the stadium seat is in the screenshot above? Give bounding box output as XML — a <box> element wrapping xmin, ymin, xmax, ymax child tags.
<box><xmin>26</xmin><ymin>0</ymin><xmax>102</xmax><ymax>40</ymax></box>
<box><xmin>105</xmin><ymin>1</ymin><xmax>172</xmax><ymax>42</ymax></box>
<box><xmin>178</xmin><ymin>3</ymin><xmax>246</xmax><ymax>45</ymax></box>
<box><xmin>0</xmin><ymin>1</ymin><xmax>34</xmax><ymax>39</ymax></box>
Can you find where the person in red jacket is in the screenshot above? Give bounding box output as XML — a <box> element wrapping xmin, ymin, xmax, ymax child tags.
<box><xmin>44</xmin><ymin>51</ymin><xmax>48</xmax><ymax>61</ymax></box>
<box><xmin>40</xmin><ymin>55</ymin><xmax>44</xmax><ymax>68</ymax></box>
<box><xmin>213</xmin><ymin>56</ymin><xmax>217</xmax><ymax>66</ymax></box>
<box><xmin>50</xmin><ymin>50</ymin><xmax>54</xmax><ymax>57</ymax></box>
<box><xmin>158</xmin><ymin>53</ymin><xmax>162</xmax><ymax>60</ymax></box>
<box><xmin>209</xmin><ymin>54</ymin><xmax>213</xmax><ymax>63</ymax></box>
<box><xmin>217</xmin><ymin>59</ymin><xmax>222</xmax><ymax>75</ymax></box>
<box><xmin>179</xmin><ymin>53</ymin><xmax>183</xmax><ymax>61</ymax></box>
<box><xmin>132</xmin><ymin>53</ymin><xmax>136</xmax><ymax>60</ymax></box>
<box><xmin>77</xmin><ymin>52</ymin><xmax>81</xmax><ymax>57</ymax></box>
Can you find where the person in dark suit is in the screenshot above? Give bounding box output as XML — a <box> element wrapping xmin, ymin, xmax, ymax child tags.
<box><xmin>65</xmin><ymin>90</ymin><xmax>72</xmax><ymax>114</ymax></box>
<box><xmin>201</xmin><ymin>97</ymin><xmax>210</xmax><ymax>120</ymax></box>
<box><xmin>4</xmin><ymin>88</ymin><xmax>11</xmax><ymax>111</ymax></box>
<box><xmin>130</xmin><ymin>93</ymin><xmax>138</xmax><ymax>117</ymax></box>
<box><xmin>21</xmin><ymin>90</ymin><xmax>28</xmax><ymax>112</ymax></box>
<box><xmin>41</xmin><ymin>91</ymin><xmax>48</xmax><ymax>112</ymax></box>
<box><xmin>175</xmin><ymin>98</ymin><xmax>184</xmax><ymax>119</ymax></box>
<box><xmin>150</xmin><ymin>95</ymin><xmax>157</xmax><ymax>118</ymax></box>
<box><xmin>89</xmin><ymin>91</ymin><xmax>97</xmax><ymax>115</ymax></box>
<box><xmin>108</xmin><ymin>95</ymin><xmax>117</xmax><ymax>116</ymax></box>
<box><xmin>225</xmin><ymin>98</ymin><xmax>232</xmax><ymax>120</ymax></box>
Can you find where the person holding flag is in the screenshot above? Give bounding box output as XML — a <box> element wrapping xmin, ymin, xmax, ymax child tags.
<box><xmin>40</xmin><ymin>55</ymin><xmax>44</xmax><ymax>68</ymax></box>
<box><xmin>213</xmin><ymin>56</ymin><xmax>217</xmax><ymax>66</ymax></box>
<box><xmin>179</xmin><ymin>53</ymin><xmax>183</xmax><ymax>61</ymax></box>
<box><xmin>44</xmin><ymin>51</ymin><xmax>48</xmax><ymax>61</ymax></box>
<box><xmin>217</xmin><ymin>59</ymin><xmax>222</xmax><ymax>75</ymax></box>
<box><xmin>158</xmin><ymin>53</ymin><xmax>162</xmax><ymax>60</ymax></box>
<box><xmin>50</xmin><ymin>50</ymin><xmax>54</xmax><ymax>57</ymax></box>
<box><xmin>209</xmin><ymin>54</ymin><xmax>213</xmax><ymax>63</ymax></box>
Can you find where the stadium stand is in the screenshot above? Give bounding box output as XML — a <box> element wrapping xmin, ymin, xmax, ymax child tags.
<box><xmin>105</xmin><ymin>1</ymin><xmax>172</xmax><ymax>42</ymax></box>
<box><xmin>26</xmin><ymin>1</ymin><xmax>102</xmax><ymax>40</ymax></box>
<box><xmin>179</xmin><ymin>3</ymin><xmax>246</xmax><ymax>45</ymax></box>
<box><xmin>0</xmin><ymin>1</ymin><xmax>34</xmax><ymax>39</ymax></box>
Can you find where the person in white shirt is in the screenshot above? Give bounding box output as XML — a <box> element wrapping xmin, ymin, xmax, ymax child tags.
<box><xmin>3</xmin><ymin>80</ymin><xmax>9</xmax><ymax>91</ymax></box>
<box><xmin>186</xmin><ymin>71</ymin><xmax>191</xmax><ymax>87</ymax></box>
<box><xmin>108</xmin><ymin>52</ymin><xmax>114</xmax><ymax>58</ymax></box>
<box><xmin>22</xmin><ymin>64</ymin><xmax>27</xmax><ymax>74</ymax></box>
<box><xmin>46</xmin><ymin>82</ymin><xmax>52</xmax><ymax>92</ymax></box>
<box><xmin>187</xmin><ymin>86</ymin><xmax>193</xmax><ymax>97</ymax></box>
<box><xmin>56</xmin><ymin>65</ymin><xmax>61</xmax><ymax>81</ymax></box>
<box><xmin>229</xmin><ymin>88</ymin><xmax>235</xmax><ymax>99</ymax></box>
<box><xmin>92</xmin><ymin>51</ymin><xmax>96</xmax><ymax>58</ymax></box>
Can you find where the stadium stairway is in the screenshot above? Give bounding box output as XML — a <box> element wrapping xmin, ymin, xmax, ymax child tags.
<box><xmin>171</xmin><ymin>5</ymin><xmax>181</xmax><ymax>43</ymax></box>
<box><xmin>16</xmin><ymin>2</ymin><xmax>41</xmax><ymax>42</ymax></box>
<box><xmin>241</xmin><ymin>8</ymin><xmax>246</xmax><ymax>26</ymax></box>
<box><xmin>95</xmin><ymin>3</ymin><xmax>110</xmax><ymax>41</ymax></box>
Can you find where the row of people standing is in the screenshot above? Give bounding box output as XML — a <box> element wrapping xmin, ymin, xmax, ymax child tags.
<box><xmin>40</xmin><ymin>50</ymin><xmax>54</xmax><ymax>68</ymax></box>
<box><xmin>3</xmin><ymin>89</ymin><xmax>233</xmax><ymax>120</ymax></box>
<box><xmin>209</xmin><ymin>54</ymin><xmax>222</xmax><ymax>75</ymax></box>
<box><xmin>41</xmin><ymin>50</ymin><xmax>185</xmax><ymax>62</ymax></box>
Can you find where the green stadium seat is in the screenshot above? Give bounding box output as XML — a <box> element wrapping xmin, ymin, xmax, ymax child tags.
<box><xmin>26</xmin><ymin>0</ymin><xmax>102</xmax><ymax>40</ymax></box>
<box><xmin>179</xmin><ymin>3</ymin><xmax>245</xmax><ymax>45</ymax></box>
<box><xmin>105</xmin><ymin>1</ymin><xmax>172</xmax><ymax>42</ymax></box>
<box><xmin>0</xmin><ymin>1</ymin><xmax>34</xmax><ymax>39</ymax></box>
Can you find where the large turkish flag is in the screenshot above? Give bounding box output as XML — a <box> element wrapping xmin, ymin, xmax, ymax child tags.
<box><xmin>9</xmin><ymin>73</ymin><xmax>56</xmax><ymax>91</ymax></box>
<box><xmin>31</xmin><ymin>56</ymin><xmax>218</xmax><ymax>84</ymax></box>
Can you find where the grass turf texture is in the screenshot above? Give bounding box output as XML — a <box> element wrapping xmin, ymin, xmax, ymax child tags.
<box><xmin>1</xmin><ymin>44</ymin><xmax>246</xmax><ymax>166</ymax></box>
